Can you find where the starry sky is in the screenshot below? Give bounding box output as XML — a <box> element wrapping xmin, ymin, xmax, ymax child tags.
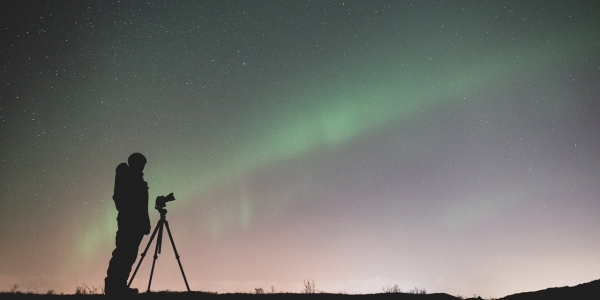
<box><xmin>1</xmin><ymin>1</ymin><xmax>599</xmax><ymax>298</ymax></box>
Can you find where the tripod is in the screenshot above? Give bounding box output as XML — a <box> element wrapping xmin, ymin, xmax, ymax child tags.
<box><xmin>128</xmin><ymin>207</ymin><xmax>191</xmax><ymax>292</ymax></box>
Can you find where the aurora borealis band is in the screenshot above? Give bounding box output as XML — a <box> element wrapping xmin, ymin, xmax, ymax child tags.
<box><xmin>1</xmin><ymin>1</ymin><xmax>600</xmax><ymax>298</ymax></box>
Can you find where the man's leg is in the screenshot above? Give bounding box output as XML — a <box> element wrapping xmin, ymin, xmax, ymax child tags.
<box><xmin>106</xmin><ymin>230</ymin><xmax>144</xmax><ymax>294</ymax></box>
<box><xmin>122</xmin><ymin>232</ymin><xmax>144</xmax><ymax>283</ymax></box>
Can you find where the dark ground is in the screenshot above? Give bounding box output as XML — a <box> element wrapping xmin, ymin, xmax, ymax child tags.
<box><xmin>0</xmin><ymin>293</ymin><xmax>459</xmax><ymax>300</ymax></box>
<box><xmin>498</xmin><ymin>278</ymin><xmax>600</xmax><ymax>300</ymax></box>
<box><xmin>1</xmin><ymin>279</ymin><xmax>600</xmax><ymax>300</ymax></box>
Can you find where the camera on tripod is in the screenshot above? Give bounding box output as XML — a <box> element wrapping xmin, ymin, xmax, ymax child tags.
<box><xmin>155</xmin><ymin>193</ymin><xmax>175</xmax><ymax>209</ymax></box>
<box><xmin>130</xmin><ymin>191</ymin><xmax>190</xmax><ymax>292</ymax></box>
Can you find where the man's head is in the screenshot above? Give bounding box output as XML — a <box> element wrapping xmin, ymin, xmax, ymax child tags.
<box><xmin>128</xmin><ymin>153</ymin><xmax>147</xmax><ymax>172</ymax></box>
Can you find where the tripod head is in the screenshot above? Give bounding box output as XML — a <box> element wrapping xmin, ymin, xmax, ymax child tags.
<box><xmin>156</xmin><ymin>207</ymin><xmax>168</xmax><ymax>218</ymax></box>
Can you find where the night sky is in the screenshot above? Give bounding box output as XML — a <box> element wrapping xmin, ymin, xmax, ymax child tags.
<box><xmin>1</xmin><ymin>1</ymin><xmax>599</xmax><ymax>298</ymax></box>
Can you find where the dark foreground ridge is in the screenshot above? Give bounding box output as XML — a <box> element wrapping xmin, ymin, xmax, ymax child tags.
<box><xmin>1</xmin><ymin>279</ymin><xmax>600</xmax><ymax>300</ymax></box>
<box><xmin>498</xmin><ymin>278</ymin><xmax>600</xmax><ymax>300</ymax></box>
<box><xmin>0</xmin><ymin>292</ymin><xmax>458</xmax><ymax>300</ymax></box>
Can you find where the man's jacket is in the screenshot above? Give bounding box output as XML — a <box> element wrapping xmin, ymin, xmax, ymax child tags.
<box><xmin>113</xmin><ymin>163</ymin><xmax>151</xmax><ymax>234</ymax></box>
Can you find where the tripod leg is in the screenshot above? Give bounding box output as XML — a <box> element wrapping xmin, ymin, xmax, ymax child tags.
<box><xmin>157</xmin><ymin>219</ymin><xmax>164</xmax><ymax>254</ymax></box>
<box><xmin>128</xmin><ymin>219</ymin><xmax>161</xmax><ymax>287</ymax></box>
<box><xmin>147</xmin><ymin>220</ymin><xmax>164</xmax><ymax>292</ymax></box>
<box><xmin>164</xmin><ymin>220</ymin><xmax>191</xmax><ymax>292</ymax></box>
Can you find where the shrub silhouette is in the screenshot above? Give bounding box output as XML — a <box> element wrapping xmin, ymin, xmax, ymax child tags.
<box><xmin>407</xmin><ymin>286</ymin><xmax>426</xmax><ymax>294</ymax></box>
<box><xmin>75</xmin><ymin>283</ymin><xmax>102</xmax><ymax>295</ymax></box>
<box><xmin>9</xmin><ymin>284</ymin><xmax>19</xmax><ymax>293</ymax></box>
<box><xmin>382</xmin><ymin>284</ymin><xmax>401</xmax><ymax>293</ymax></box>
<box><xmin>302</xmin><ymin>279</ymin><xmax>318</xmax><ymax>294</ymax></box>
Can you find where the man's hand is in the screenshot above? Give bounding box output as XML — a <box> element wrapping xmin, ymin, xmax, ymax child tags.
<box><xmin>144</xmin><ymin>221</ymin><xmax>151</xmax><ymax>235</ymax></box>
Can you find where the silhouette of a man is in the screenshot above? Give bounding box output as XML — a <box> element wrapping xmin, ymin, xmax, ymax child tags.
<box><xmin>105</xmin><ymin>153</ymin><xmax>151</xmax><ymax>295</ymax></box>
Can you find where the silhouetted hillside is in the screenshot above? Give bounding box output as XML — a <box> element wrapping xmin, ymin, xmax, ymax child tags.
<box><xmin>2</xmin><ymin>280</ymin><xmax>600</xmax><ymax>300</ymax></box>
<box><xmin>0</xmin><ymin>292</ymin><xmax>460</xmax><ymax>300</ymax></box>
<box><xmin>499</xmin><ymin>279</ymin><xmax>600</xmax><ymax>300</ymax></box>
